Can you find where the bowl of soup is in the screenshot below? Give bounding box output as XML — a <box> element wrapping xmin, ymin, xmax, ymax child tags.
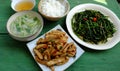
<box><xmin>11</xmin><ymin>0</ymin><xmax>36</xmax><ymax>12</ymax></box>
<box><xmin>6</xmin><ymin>11</ymin><xmax>44</xmax><ymax>41</ymax></box>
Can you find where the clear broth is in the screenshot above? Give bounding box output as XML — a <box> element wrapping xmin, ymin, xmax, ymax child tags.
<box><xmin>15</xmin><ymin>1</ymin><xmax>34</xmax><ymax>11</ymax></box>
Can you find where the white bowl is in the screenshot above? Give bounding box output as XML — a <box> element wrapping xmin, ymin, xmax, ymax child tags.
<box><xmin>11</xmin><ymin>0</ymin><xmax>36</xmax><ymax>12</ymax></box>
<box><xmin>38</xmin><ymin>0</ymin><xmax>70</xmax><ymax>21</ymax></box>
<box><xmin>7</xmin><ymin>11</ymin><xmax>44</xmax><ymax>41</ymax></box>
<box><xmin>66</xmin><ymin>3</ymin><xmax>120</xmax><ymax>50</ymax></box>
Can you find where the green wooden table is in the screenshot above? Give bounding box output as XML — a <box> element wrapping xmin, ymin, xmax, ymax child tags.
<box><xmin>0</xmin><ymin>0</ymin><xmax>120</xmax><ymax>71</ymax></box>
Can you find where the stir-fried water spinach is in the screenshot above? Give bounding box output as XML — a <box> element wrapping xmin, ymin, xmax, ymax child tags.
<box><xmin>72</xmin><ymin>10</ymin><xmax>116</xmax><ymax>44</ymax></box>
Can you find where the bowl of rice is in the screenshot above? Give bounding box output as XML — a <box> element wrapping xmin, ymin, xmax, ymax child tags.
<box><xmin>38</xmin><ymin>0</ymin><xmax>70</xmax><ymax>21</ymax></box>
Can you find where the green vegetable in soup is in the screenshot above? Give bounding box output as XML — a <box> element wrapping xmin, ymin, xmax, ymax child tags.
<box><xmin>10</xmin><ymin>14</ymin><xmax>41</xmax><ymax>37</ymax></box>
<box><xmin>72</xmin><ymin>10</ymin><xmax>116</xmax><ymax>44</ymax></box>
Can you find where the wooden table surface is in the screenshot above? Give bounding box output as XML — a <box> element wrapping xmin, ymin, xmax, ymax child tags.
<box><xmin>0</xmin><ymin>0</ymin><xmax>120</xmax><ymax>71</ymax></box>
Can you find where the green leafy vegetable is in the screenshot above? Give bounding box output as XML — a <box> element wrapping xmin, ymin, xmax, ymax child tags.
<box><xmin>72</xmin><ymin>10</ymin><xmax>116</xmax><ymax>44</ymax></box>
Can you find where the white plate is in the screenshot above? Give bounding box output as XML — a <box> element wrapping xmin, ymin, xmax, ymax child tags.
<box><xmin>26</xmin><ymin>25</ymin><xmax>84</xmax><ymax>71</ymax></box>
<box><xmin>66</xmin><ymin>3</ymin><xmax>120</xmax><ymax>50</ymax></box>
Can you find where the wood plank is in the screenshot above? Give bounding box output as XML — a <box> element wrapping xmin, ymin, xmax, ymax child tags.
<box><xmin>0</xmin><ymin>35</ymin><xmax>41</xmax><ymax>71</ymax></box>
<box><xmin>0</xmin><ymin>0</ymin><xmax>120</xmax><ymax>33</ymax></box>
<box><xmin>0</xmin><ymin>34</ymin><xmax>120</xmax><ymax>71</ymax></box>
